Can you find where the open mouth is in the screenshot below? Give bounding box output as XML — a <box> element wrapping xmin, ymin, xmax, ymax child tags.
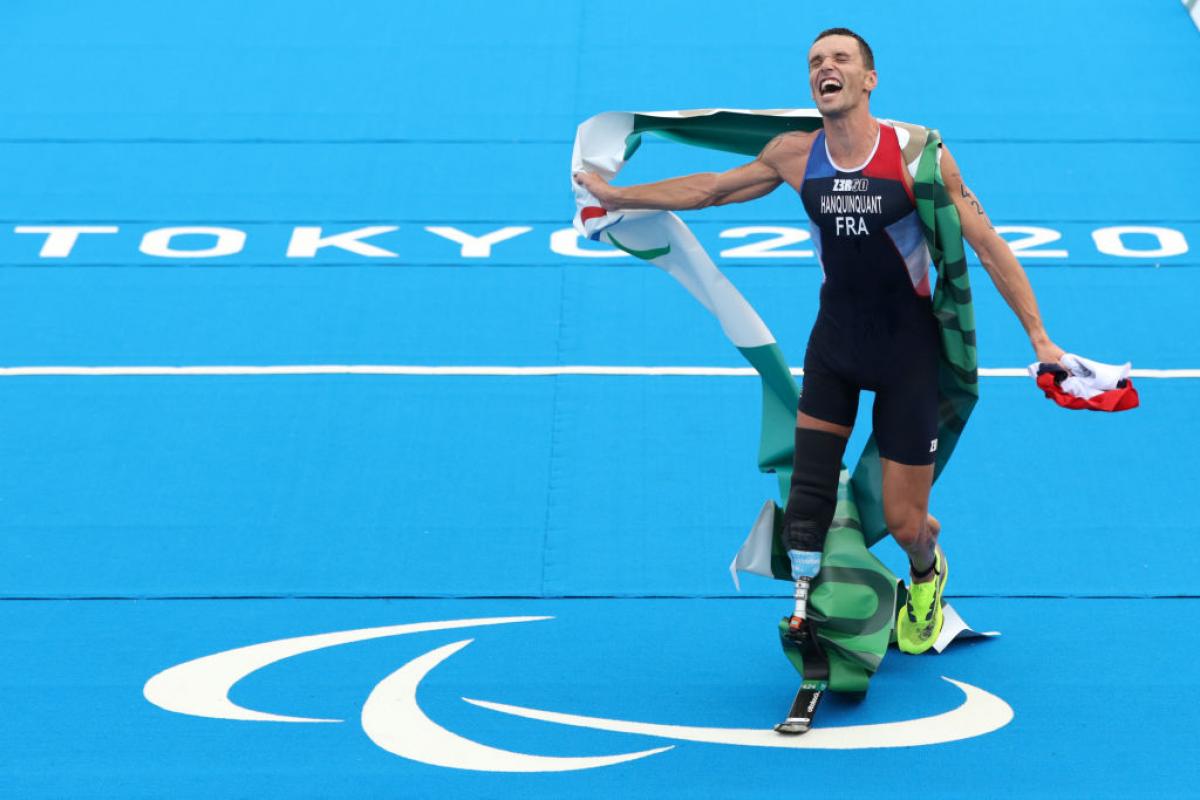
<box><xmin>819</xmin><ymin>78</ymin><xmax>843</xmax><ymax>98</ymax></box>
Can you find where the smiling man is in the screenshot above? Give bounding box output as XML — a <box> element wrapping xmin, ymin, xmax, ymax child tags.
<box><xmin>574</xmin><ymin>28</ymin><xmax>1064</xmax><ymax>656</ymax></box>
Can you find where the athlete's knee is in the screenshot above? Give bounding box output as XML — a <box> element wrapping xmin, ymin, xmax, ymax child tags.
<box><xmin>781</xmin><ymin>427</ymin><xmax>848</xmax><ymax>554</ymax></box>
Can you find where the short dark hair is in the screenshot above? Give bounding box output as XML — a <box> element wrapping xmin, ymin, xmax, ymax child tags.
<box><xmin>812</xmin><ymin>27</ymin><xmax>875</xmax><ymax>70</ymax></box>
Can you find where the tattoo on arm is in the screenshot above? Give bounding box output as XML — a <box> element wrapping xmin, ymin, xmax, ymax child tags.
<box><xmin>959</xmin><ymin>184</ymin><xmax>995</xmax><ymax>230</ymax></box>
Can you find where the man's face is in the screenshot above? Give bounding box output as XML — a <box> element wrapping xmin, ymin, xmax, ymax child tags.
<box><xmin>807</xmin><ymin>35</ymin><xmax>877</xmax><ymax>117</ymax></box>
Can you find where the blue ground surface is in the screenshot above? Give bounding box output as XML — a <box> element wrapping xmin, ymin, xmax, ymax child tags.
<box><xmin>5</xmin><ymin>598</ymin><xmax>1200</xmax><ymax>798</ymax></box>
<box><xmin>1</xmin><ymin>2</ymin><xmax>1198</xmax><ymax>797</ymax></box>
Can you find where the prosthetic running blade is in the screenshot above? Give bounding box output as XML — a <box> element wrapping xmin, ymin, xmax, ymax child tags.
<box><xmin>775</xmin><ymin>617</ymin><xmax>830</xmax><ymax>735</ymax></box>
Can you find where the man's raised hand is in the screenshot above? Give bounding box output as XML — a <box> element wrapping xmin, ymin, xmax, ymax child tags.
<box><xmin>574</xmin><ymin>171</ymin><xmax>621</xmax><ymax>209</ymax></box>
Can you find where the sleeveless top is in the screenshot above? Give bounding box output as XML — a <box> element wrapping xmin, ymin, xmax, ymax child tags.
<box><xmin>799</xmin><ymin>121</ymin><xmax>938</xmax><ymax>375</ymax></box>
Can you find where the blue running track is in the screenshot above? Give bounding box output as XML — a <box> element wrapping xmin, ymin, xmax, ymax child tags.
<box><xmin>1</xmin><ymin>2</ymin><xmax>1198</xmax><ymax>797</ymax></box>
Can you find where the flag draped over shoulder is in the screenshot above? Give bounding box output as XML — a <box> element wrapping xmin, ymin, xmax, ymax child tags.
<box><xmin>571</xmin><ymin>110</ymin><xmax>980</xmax><ymax>692</ymax></box>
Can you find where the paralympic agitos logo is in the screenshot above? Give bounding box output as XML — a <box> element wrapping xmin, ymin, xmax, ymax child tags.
<box><xmin>143</xmin><ymin>616</ymin><xmax>1014</xmax><ymax>772</ymax></box>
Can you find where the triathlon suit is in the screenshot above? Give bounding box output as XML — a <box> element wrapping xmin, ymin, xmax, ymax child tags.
<box><xmin>798</xmin><ymin>121</ymin><xmax>941</xmax><ymax>466</ymax></box>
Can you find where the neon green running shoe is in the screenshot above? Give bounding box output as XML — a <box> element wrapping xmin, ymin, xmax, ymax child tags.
<box><xmin>896</xmin><ymin>548</ymin><xmax>948</xmax><ymax>655</ymax></box>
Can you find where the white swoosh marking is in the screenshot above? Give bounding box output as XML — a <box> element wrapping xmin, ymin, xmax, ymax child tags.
<box><xmin>465</xmin><ymin>676</ymin><xmax>1013</xmax><ymax>750</ymax></box>
<box><xmin>143</xmin><ymin>616</ymin><xmax>550</xmax><ymax>723</ymax></box>
<box><xmin>361</xmin><ymin>639</ymin><xmax>672</xmax><ymax>772</ymax></box>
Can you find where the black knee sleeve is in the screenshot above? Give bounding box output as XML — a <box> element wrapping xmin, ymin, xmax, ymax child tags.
<box><xmin>781</xmin><ymin>427</ymin><xmax>848</xmax><ymax>554</ymax></box>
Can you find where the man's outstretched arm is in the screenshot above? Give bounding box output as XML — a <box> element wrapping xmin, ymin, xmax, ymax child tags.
<box><xmin>574</xmin><ymin>136</ymin><xmax>788</xmax><ymax>211</ymax></box>
<box><xmin>940</xmin><ymin>147</ymin><xmax>1065</xmax><ymax>364</ymax></box>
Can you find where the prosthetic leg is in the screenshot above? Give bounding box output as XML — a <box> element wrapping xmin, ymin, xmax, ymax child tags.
<box><xmin>775</xmin><ymin>616</ymin><xmax>830</xmax><ymax>734</ymax></box>
<box><xmin>774</xmin><ymin>427</ymin><xmax>846</xmax><ymax>735</ymax></box>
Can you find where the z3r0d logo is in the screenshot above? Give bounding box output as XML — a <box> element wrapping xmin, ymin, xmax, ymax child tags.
<box><xmin>831</xmin><ymin>178</ymin><xmax>869</xmax><ymax>192</ymax></box>
<box><xmin>143</xmin><ymin>616</ymin><xmax>1014</xmax><ymax>773</ymax></box>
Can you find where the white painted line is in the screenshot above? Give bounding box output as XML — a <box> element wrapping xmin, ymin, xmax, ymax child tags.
<box><xmin>1124</xmin><ymin>368</ymin><xmax>1200</xmax><ymax>378</ymax></box>
<box><xmin>0</xmin><ymin>365</ymin><xmax>1194</xmax><ymax>378</ymax></box>
<box><xmin>0</xmin><ymin>365</ymin><xmax>753</xmax><ymax>377</ymax></box>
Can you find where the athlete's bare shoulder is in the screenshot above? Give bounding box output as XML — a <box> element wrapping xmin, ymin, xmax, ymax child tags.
<box><xmin>759</xmin><ymin>130</ymin><xmax>818</xmax><ymax>186</ymax></box>
<box><xmin>760</xmin><ymin>130</ymin><xmax>818</xmax><ymax>162</ymax></box>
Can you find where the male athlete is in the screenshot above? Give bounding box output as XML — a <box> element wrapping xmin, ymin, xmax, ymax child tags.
<box><xmin>575</xmin><ymin>28</ymin><xmax>1064</xmax><ymax>653</ymax></box>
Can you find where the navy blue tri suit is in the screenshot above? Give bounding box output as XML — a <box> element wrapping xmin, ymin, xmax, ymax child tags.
<box><xmin>798</xmin><ymin>121</ymin><xmax>940</xmax><ymax>466</ymax></box>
